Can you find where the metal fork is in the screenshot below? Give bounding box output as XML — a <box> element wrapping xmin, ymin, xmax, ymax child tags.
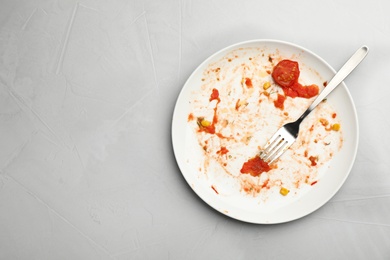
<box><xmin>260</xmin><ymin>46</ymin><xmax>369</xmax><ymax>164</ymax></box>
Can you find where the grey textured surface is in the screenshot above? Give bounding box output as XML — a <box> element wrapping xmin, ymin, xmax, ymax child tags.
<box><xmin>0</xmin><ymin>0</ymin><xmax>389</xmax><ymax>259</ymax></box>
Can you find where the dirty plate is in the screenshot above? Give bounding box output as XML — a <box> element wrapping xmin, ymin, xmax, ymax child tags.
<box><xmin>171</xmin><ymin>39</ymin><xmax>358</xmax><ymax>224</ymax></box>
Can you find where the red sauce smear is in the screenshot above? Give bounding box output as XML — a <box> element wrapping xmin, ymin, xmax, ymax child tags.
<box><xmin>211</xmin><ymin>185</ymin><xmax>219</xmax><ymax>194</ymax></box>
<box><xmin>216</xmin><ymin>146</ymin><xmax>229</xmax><ymax>155</ymax></box>
<box><xmin>309</xmin><ymin>156</ymin><xmax>318</xmax><ymax>166</ymax></box>
<box><xmin>209</xmin><ymin>88</ymin><xmax>220</xmax><ymax>102</ymax></box>
<box><xmin>235</xmin><ymin>99</ymin><xmax>241</xmax><ymax>110</ymax></box>
<box><xmin>198</xmin><ymin>88</ymin><xmax>220</xmax><ymax>134</ymax></box>
<box><xmin>272</xmin><ymin>59</ymin><xmax>319</xmax><ymax>109</ymax></box>
<box><xmin>198</xmin><ymin>117</ymin><xmax>216</xmax><ymax>134</ymax></box>
<box><xmin>196</xmin><ymin>89</ymin><xmax>233</xmax><ymax>139</ymax></box>
<box><xmin>274</xmin><ymin>94</ymin><xmax>286</xmax><ymax>110</ymax></box>
<box><xmin>188</xmin><ymin>113</ymin><xmax>194</xmax><ymax>121</ymax></box>
<box><xmin>240</xmin><ymin>156</ymin><xmax>271</xmax><ymax>177</ymax></box>
<box><xmin>262</xmin><ymin>179</ymin><xmax>269</xmax><ymax>189</ymax></box>
<box><xmin>245</xmin><ymin>78</ymin><xmax>253</xmax><ymax>88</ymax></box>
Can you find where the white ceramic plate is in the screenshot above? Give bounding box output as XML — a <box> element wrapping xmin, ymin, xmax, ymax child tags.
<box><xmin>171</xmin><ymin>39</ymin><xmax>358</xmax><ymax>224</ymax></box>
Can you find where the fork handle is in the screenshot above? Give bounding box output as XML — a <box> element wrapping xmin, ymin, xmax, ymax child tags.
<box><xmin>298</xmin><ymin>46</ymin><xmax>369</xmax><ymax>123</ymax></box>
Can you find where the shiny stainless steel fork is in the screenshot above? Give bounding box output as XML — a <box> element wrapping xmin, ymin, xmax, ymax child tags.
<box><xmin>260</xmin><ymin>46</ymin><xmax>369</xmax><ymax>164</ymax></box>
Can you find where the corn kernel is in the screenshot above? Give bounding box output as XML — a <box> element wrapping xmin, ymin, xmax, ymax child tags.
<box><xmin>332</xmin><ymin>123</ymin><xmax>340</xmax><ymax>131</ymax></box>
<box><xmin>263</xmin><ymin>81</ymin><xmax>271</xmax><ymax>90</ymax></box>
<box><xmin>201</xmin><ymin>119</ymin><xmax>211</xmax><ymax>127</ymax></box>
<box><xmin>280</xmin><ymin>187</ymin><xmax>290</xmax><ymax>196</ymax></box>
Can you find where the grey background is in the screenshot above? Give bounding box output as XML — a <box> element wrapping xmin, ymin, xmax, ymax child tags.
<box><xmin>0</xmin><ymin>0</ymin><xmax>389</xmax><ymax>259</ymax></box>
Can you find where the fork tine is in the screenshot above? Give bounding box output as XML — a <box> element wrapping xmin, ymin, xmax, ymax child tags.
<box><xmin>261</xmin><ymin>137</ymin><xmax>287</xmax><ymax>162</ymax></box>
<box><xmin>260</xmin><ymin>126</ymin><xmax>295</xmax><ymax>163</ymax></box>
<box><xmin>260</xmin><ymin>132</ymin><xmax>282</xmax><ymax>159</ymax></box>
<box><xmin>267</xmin><ymin>141</ymin><xmax>291</xmax><ymax>164</ymax></box>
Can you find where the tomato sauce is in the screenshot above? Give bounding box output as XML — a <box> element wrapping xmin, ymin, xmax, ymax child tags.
<box><xmin>188</xmin><ymin>113</ymin><xmax>194</xmax><ymax>121</ymax></box>
<box><xmin>198</xmin><ymin>88</ymin><xmax>220</xmax><ymax>135</ymax></box>
<box><xmin>209</xmin><ymin>88</ymin><xmax>220</xmax><ymax>102</ymax></box>
<box><xmin>271</xmin><ymin>59</ymin><xmax>319</xmax><ymax>109</ymax></box>
<box><xmin>198</xmin><ymin>117</ymin><xmax>216</xmax><ymax>134</ymax></box>
<box><xmin>245</xmin><ymin>78</ymin><xmax>253</xmax><ymax>88</ymax></box>
<box><xmin>274</xmin><ymin>94</ymin><xmax>286</xmax><ymax>110</ymax></box>
<box><xmin>235</xmin><ymin>99</ymin><xmax>241</xmax><ymax>110</ymax></box>
<box><xmin>216</xmin><ymin>146</ymin><xmax>229</xmax><ymax>155</ymax></box>
<box><xmin>309</xmin><ymin>156</ymin><xmax>318</xmax><ymax>166</ymax></box>
<box><xmin>211</xmin><ymin>185</ymin><xmax>219</xmax><ymax>194</ymax></box>
<box><xmin>240</xmin><ymin>156</ymin><xmax>271</xmax><ymax>177</ymax></box>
